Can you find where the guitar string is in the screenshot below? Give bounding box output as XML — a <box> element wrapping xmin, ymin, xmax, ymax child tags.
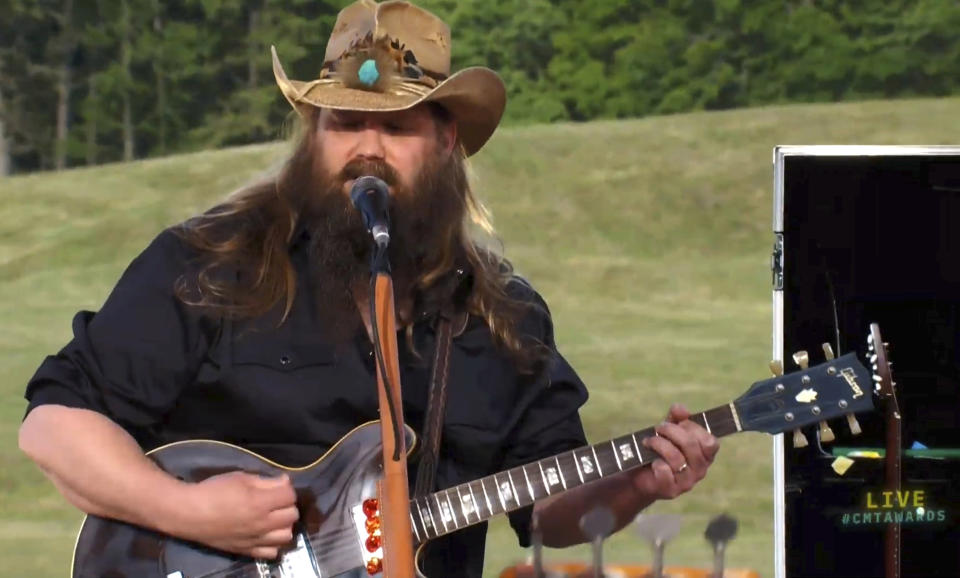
<box><xmin>182</xmin><ymin>413</ymin><xmax>744</xmax><ymax>577</ymax></box>
<box><xmin>188</xmin><ymin>530</ymin><xmax>361</xmax><ymax>578</ymax></box>
<box><xmin>412</xmin><ymin>416</ymin><xmax>741</xmax><ymax>541</ymax></box>
<box><xmin>191</xmin><ymin>533</ymin><xmax>361</xmax><ymax>578</ymax></box>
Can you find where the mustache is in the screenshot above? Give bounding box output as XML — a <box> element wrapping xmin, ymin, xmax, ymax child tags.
<box><xmin>337</xmin><ymin>158</ymin><xmax>402</xmax><ymax>189</ymax></box>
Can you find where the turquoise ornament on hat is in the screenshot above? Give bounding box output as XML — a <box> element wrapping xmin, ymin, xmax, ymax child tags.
<box><xmin>358</xmin><ymin>59</ymin><xmax>380</xmax><ymax>86</ymax></box>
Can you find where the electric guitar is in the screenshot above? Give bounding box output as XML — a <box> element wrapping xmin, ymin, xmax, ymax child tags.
<box><xmin>70</xmin><ymin>343</ymin><xmax>881</xmax><ymax>578</ymax></box>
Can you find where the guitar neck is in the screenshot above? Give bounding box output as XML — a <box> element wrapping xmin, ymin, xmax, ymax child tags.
<box><xmin>409</xmin><ymin>404</ymin><xmax>743</xmax><ymax>543</ymax></box>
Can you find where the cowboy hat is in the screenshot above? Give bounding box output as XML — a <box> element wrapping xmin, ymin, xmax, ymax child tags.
<box><xmin>272</xmin><ymin>0</ymin><xmax>506</xmax><ymax>156</ymax></box>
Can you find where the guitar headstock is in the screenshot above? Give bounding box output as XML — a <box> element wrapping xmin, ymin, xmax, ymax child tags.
<box><xmin>734</xmin><ymin>337</ymin><xmax>881</xmax><ymax>437</ymax></box>
<box><xmin>868</xmin><ymin>322</ymin><xmax>897</xmax><ymax>404</ymax></box>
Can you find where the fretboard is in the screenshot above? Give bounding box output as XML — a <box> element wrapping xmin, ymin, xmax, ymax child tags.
<box><xmin>407</xmin><ymin>404</ymin><xmax>742</xmax><ymax>544</ymax></box>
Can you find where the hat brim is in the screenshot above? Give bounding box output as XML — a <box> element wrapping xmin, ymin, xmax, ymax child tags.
<box><xmin>272</xmin><ymin>47</ymin><xmax>505</xmax><ymax>157</ymax></box>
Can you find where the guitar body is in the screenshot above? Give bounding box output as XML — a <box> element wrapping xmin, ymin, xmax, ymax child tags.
<box><xmin>71</xmin><ymin>421</ymin><xmax>416</xmax><ymax>578</ymax></box>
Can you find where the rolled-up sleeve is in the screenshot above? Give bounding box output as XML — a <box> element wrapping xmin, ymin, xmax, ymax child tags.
<box><xmin>501</xmin><ymin>282</ymin><xmax>589</xmax><ymax>546</ymax></box>
<box><xmin>24</xmin><ymin>229</ymin><xmax>208</xmax><ymax>442</ymax></box>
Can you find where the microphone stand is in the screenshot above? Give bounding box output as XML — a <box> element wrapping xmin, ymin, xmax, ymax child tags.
<box><xmin>578</xmin><ymin>506</ymin><xmax>615</xmax><ymax>578</ymax></box>
<box><xmin>369</xmin><ymin>247</ymin><xmax>415</xmax><ymax>578</ymax></box>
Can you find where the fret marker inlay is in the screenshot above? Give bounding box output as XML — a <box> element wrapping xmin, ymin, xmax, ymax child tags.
<box><xmin>538</xmin><ymin>462</ymin><xmax>552</xmax><ymax>495</ymax></box>
<box><xmin>419</xmin><ymin>506</ymin><xmax>433</xmax><ymax>530</ymax></box>
<box><xmin>611</xmin><ymin>440</ymin><xmax>622</xmax><ymax>470</ymax></box>
<box><xmin>456</xmin><ymin>486</ymin><xmax>475</xmax><ymax>519</ymax></box>
<box><xmin>545</xmin><ymin>467</ymin><xmax>561</xmax><ymax>487</ymax></box>
<box><xmin>498</xmin><ymin>479</ymin><xmax>513</xmax><ymax>503</ymax></box>
<box><xmin>580</xmin><ymin>455</ymin><xmax>595</xmax><ymax>475</ymax></box>
<box><xmin>619</xmin><ymin>443</ymin><xmax>635</xmax><ymax>462</ymax></box>
<box><xmin>434</xmin><ymin>496</ymin><xmax>450</xmax><ymax>531</ymax></box>
<box><xmin>439</xmin><ymin>495</ymin><xmax>456</xmax><ymax>527</ymax></box>
<box><xmin>467</xmin><ymin>484</ymin><xmax>480</xmax><ymax>520</ymax></box>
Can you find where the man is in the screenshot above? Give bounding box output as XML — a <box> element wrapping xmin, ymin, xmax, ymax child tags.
<box><xmin>19</xmin><ymin>1</ymin><xmax>718</xmax><ymax>576</ymax></box>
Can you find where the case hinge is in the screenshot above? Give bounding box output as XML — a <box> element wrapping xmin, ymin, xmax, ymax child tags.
<box><xmin>771</xmin><ymin>233</ymin><xmax>784</xmax><ymax>290</ymax></box>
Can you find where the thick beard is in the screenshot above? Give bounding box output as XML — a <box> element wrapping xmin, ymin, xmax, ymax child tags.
<box><xmin>300</xmin><ymin>152</ymin><xmax>466</xmax><ymax>343</ymax></box>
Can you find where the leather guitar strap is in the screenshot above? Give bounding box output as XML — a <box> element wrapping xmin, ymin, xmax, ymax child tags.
<box><xmin>413</xmin><ymin>311</ymin><xmax>457</xmax><ymax>498</ymax></box>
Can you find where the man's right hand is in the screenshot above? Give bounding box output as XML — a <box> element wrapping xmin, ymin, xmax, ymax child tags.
<box><xmin>180</xmin><ymin>471</ymin><xmax>300</xmax><ymax>559</ymax></box>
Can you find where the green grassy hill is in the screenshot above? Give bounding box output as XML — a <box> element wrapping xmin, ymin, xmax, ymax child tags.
<box><xmin>4</xmin><ymin>97</ymin><xmax>960</xmax><ymax>577</ymax></box>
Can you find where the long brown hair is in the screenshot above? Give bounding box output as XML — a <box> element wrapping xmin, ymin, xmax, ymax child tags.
<box><xmin>174</xmin><ymin>107</ymin><xmax>545</xmax><ymax>369</ymax></box>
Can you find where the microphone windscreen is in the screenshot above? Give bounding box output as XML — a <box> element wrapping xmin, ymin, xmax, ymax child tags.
<box><xmin>350</xmin><ymin>175</ymin><xmax>389</xmax><ymax>207</ymax></box>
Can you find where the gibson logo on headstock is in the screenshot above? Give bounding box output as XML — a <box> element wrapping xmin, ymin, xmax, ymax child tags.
<box><xmin>839</xmin><ymin>367</ymin><xmax>864</xmax><ymax>399</ymax></box>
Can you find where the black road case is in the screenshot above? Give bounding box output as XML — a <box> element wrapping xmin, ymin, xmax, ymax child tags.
<box><xmin>772</xmin><ymin>146</ymin><xmax>960</xmax><ymax>578</ymax></box>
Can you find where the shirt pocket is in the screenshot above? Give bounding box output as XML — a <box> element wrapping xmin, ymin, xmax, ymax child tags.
<box><xmin>230</xmin><ymin>333</ymin><xmax>337</xmax><ymax>372</ymax></box>
<box><xmin>222</xmin><ymin>333</ymin><xmax>344</xmax><ymax>432</ymax></box>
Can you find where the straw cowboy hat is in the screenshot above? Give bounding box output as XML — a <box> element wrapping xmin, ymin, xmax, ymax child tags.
<box><xmin>272</xmin><ymin>0</ymin><xmax>506</xmax><ymax>156</ymax></box>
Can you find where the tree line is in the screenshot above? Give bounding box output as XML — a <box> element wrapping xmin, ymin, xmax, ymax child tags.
<box><xmin>2</xmin><ymin>0</ymin><xmax>959</xmax><ymax>175</ymax></box>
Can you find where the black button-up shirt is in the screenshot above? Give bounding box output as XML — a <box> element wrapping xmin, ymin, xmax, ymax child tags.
<box><xmin>25</xmin><ymin>228</ymin><xmax>589</xmax><ymax>577</ymax></box>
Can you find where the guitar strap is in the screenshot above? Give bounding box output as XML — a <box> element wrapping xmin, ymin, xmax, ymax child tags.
<box><xmin>412</xmin><ymin>308</ymin><xmax>464</xmax><ymax>498</ymax></box>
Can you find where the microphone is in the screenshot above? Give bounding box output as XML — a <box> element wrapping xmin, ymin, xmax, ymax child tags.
<box><xmin>349</xmin><ymin>176</ymin><xmax>391</xmax><ymax>248</ymax></box>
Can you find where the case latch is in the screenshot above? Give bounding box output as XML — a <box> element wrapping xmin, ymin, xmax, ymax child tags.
<box><xmin>771</xmin><ymin>233</ymin><xmax>784</xmax><ymax>290</ymax></box>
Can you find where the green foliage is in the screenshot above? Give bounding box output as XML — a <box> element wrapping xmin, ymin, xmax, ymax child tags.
<box><xmin>4</xmin><ymin>0</ymin><xmax>960</xmax><ymax>173</ymax></box>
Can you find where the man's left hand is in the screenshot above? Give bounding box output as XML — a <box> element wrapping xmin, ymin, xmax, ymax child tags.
<box><xmin>630</xmin><ymin>403</ymin><xmax>719</xmax><ymax>500</ymax></box>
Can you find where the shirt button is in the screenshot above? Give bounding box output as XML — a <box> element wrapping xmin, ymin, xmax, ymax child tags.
<box><xmin>368</xmin><ymin>350</ymin><xmax>374</xmax><ymax>358</ymax></box>
<box><xmin>280</xmin><ymin>355</ymin><xmax>292</xmax><ymax>365</ymax></box>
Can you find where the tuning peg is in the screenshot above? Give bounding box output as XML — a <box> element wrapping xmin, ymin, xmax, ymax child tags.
<box><xmin>792</xmin><ymin>351</ymin><xmax>809</xmax><ymax>369</ymax></box>
<box><xmin>819</xmin><ymin>421</ymin><xmax>836</xmax><ymax>443</ymax></box>
<box><xmin>822</xmin><ymin>343</ymin><xmax>835</xmax><ymax>361</ymax></box>
<box><xmin>772</xmin><ymin>360</ymin><xmax>807</xmax><ymax>448</ymax></box>
<box><xmin>846</xmin><ymin>413</ymin><xmax>862</xmax><ymax>435</ymax></box>
<box><xmin>793</xmin><ymin>429</ymin><xmax>809</xmax><ymax>448</ymax></box>
<box><xmin>769</xmin><ymin>360</ymin><xmax>784</xmax><ymax>376</ymax></box>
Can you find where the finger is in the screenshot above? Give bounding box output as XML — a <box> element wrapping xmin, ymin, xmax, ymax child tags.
<box><xmin>249</xmin><ymin>546</ymin><xmax>280</xmax><ymax>560</ymax></box>
<box><xmin>650</xmin><ymin>459</ymin><xmax>680</xmax><ymax>498</ymax></box>
<box><xmin>250</xmin><ymin>472</ymin><xmax>291</xmax><ymax>489</ymax></box>
<box><xmin>264</xmin><ymin>505</ymin><xmax>300</xmax><ymax>529</ymax></box>
<box><xmin>666</xmin><ymin>403</ymin><xmax>690</xmax><ymax>424</ymax></box>
<box><xmin>643</xmin><ymin>434</ymin><xmax>687</xmax><ymax>473</ymax></box>
<box><xmin>688</xmin><ymin>422</ymin><xmax>720</xmax><ymax>463</ymax></box>
<box><xmin>259</xmin><ymin>526</ymin><xmax>295</xmax><ymax>547</ymax></box>
<box><xmin>678</xmin><ymin>420</ymin><xmax>720</xmax><ymax>461</ymax></box>
<box><xmin>258</xmin><ymin>478</ymin><xmax>298</xmax><ymax>510</ymax></box>
<box><xmin>655</xmin><ymin>422</ymin><xmax>706</xmax><ymax>469</ymax></box>
<box><xmin>702</xmin><ymin>435</ymin><xmax>720</xmax><ymax>461</ymax></box>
